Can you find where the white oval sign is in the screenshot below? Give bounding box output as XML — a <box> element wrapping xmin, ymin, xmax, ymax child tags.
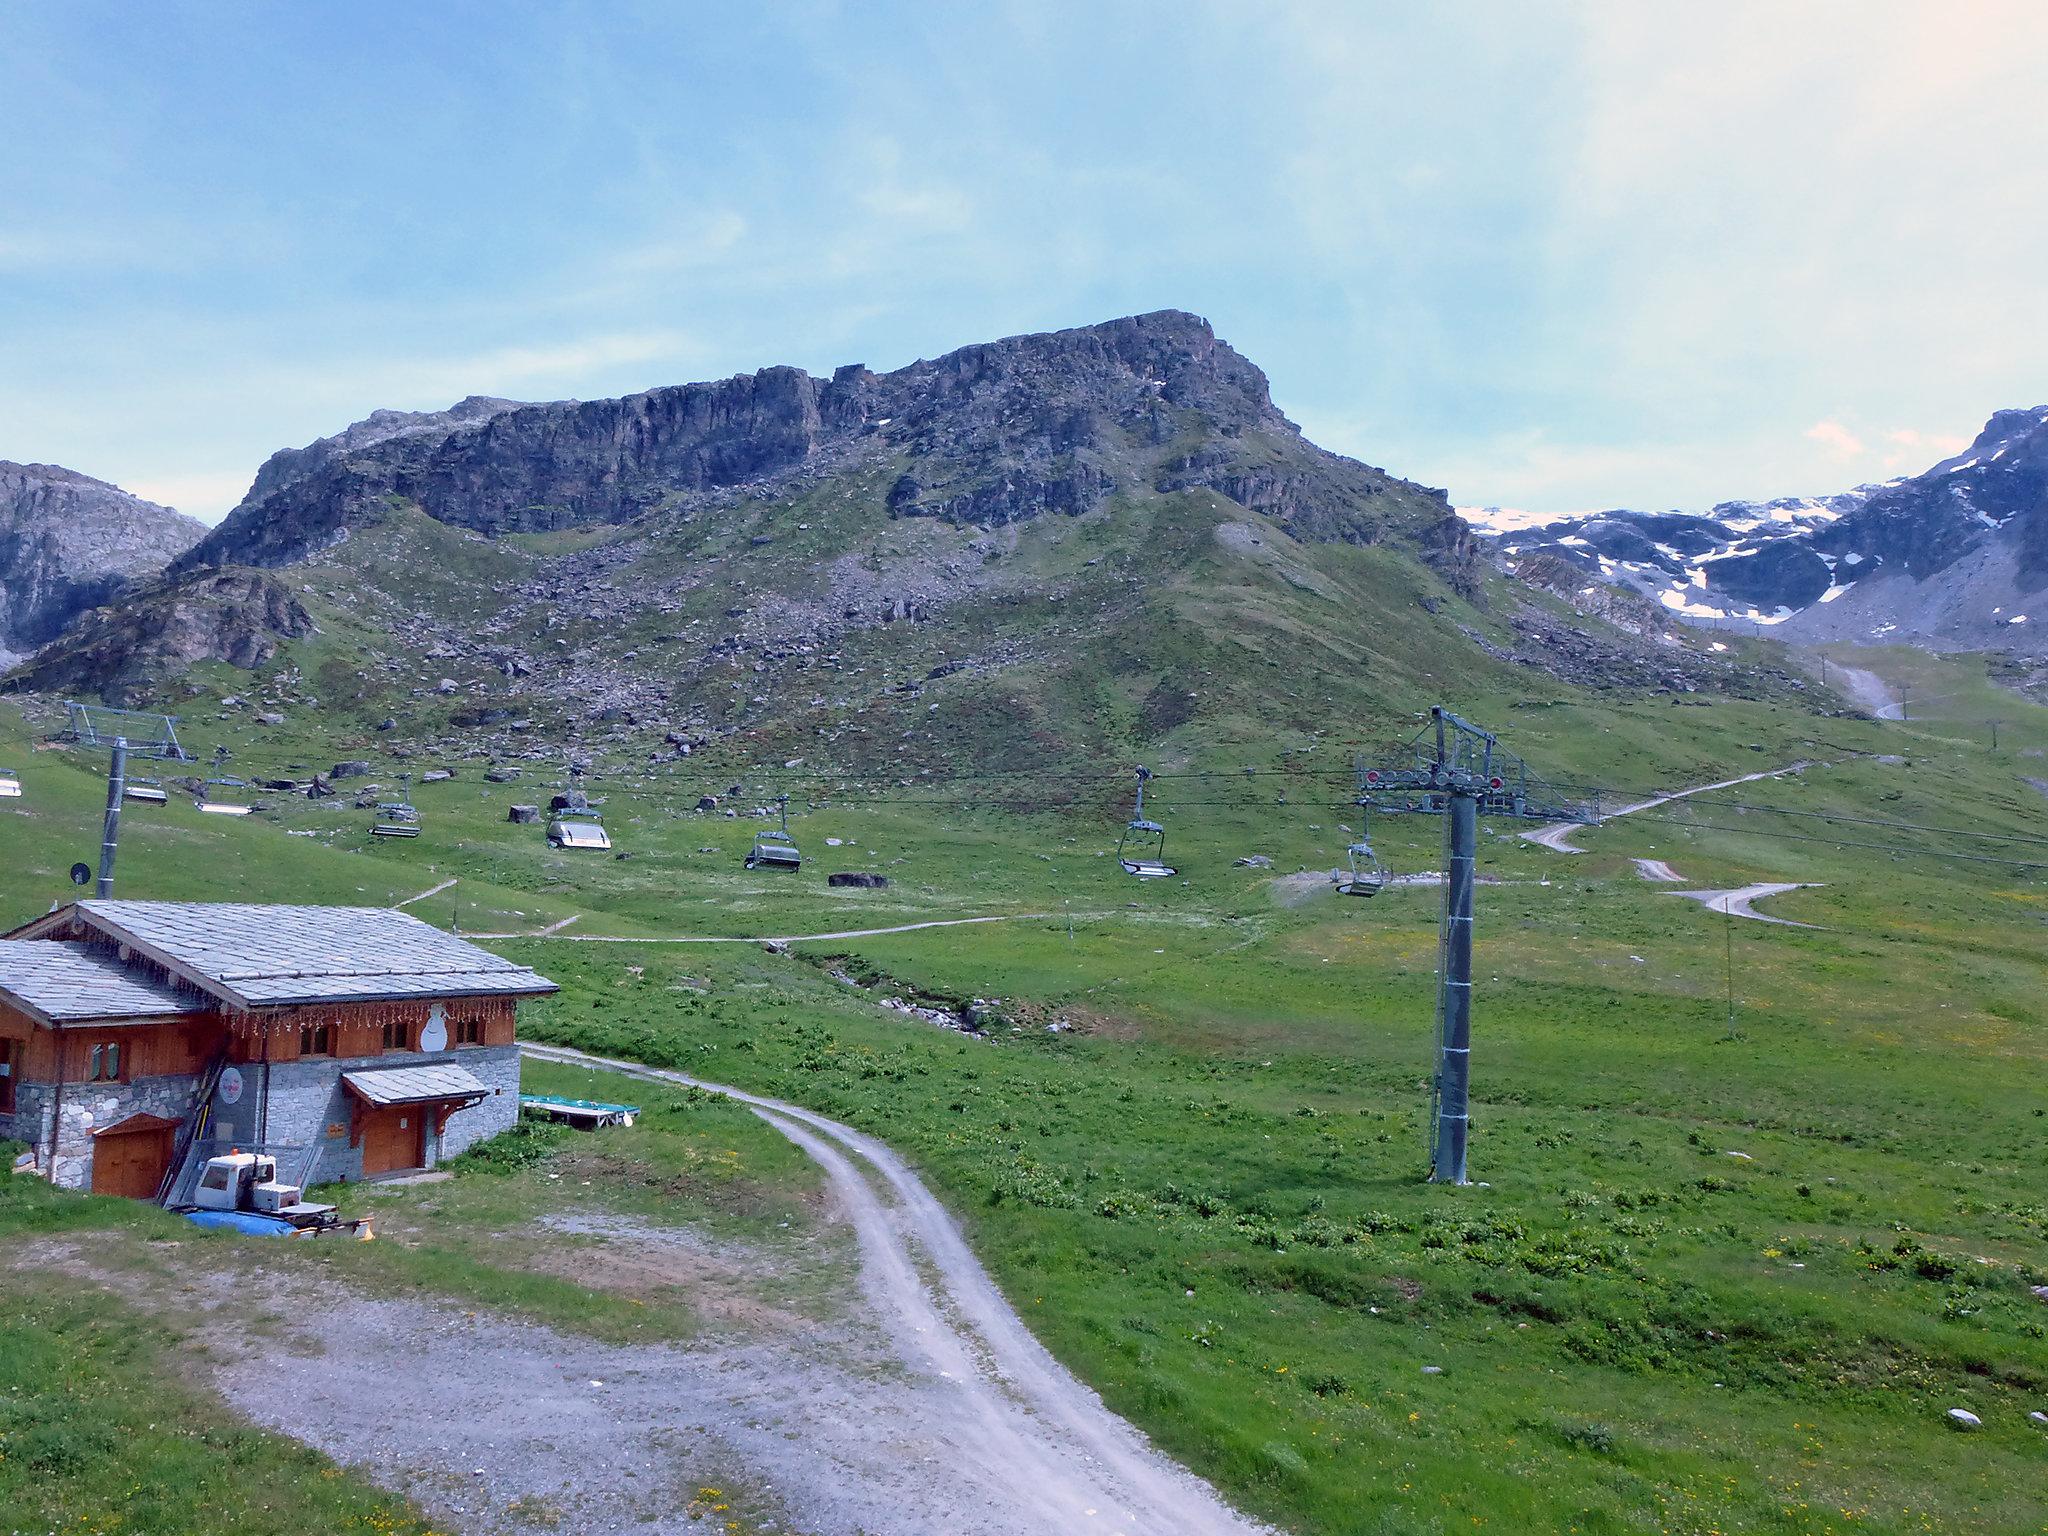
<box><xmin>219</xmin><ymin>1067</ymin><xmax>244</xmax><ymax>1105</ymax></box>
<box><xmin>420</xmin><ymin>1004</ymin><xmax>448</xmax><ymax>1054</ymax></box>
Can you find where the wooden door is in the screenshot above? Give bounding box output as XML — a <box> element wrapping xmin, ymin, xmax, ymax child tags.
<box><xmin>91</xmin><ymin>1126</ymin><xmax>173</xmax><ymax>1201</ymax></box>
<box><xmin>361</xmin><ymin>1106</ymin><xmax>426</xmax><ymax>1176</ymax></box>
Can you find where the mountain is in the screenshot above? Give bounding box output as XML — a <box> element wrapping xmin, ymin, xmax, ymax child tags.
<box><xmin>0</xmin><ymin>462</ymin><xmax>205</xmax><ymax>669</ymax></box>
<box><xmin>1466</xmin><ymin>407</ymin><xmax>2048</xmax><ymax>652</ymax></box>
<box><xmin>9</xmin><ymin>312</ymin><xmax>1804</xmax><ymax>746</ymax></box>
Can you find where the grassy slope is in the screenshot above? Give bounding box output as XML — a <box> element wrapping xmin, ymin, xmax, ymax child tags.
<box><xmin>5</xmin><ymin>645</ymin><xmax>2045</xmax><ymax>1534</ymax></box>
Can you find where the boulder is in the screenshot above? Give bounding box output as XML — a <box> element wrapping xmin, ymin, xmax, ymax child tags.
<box><xmin>507</xmin><ymin>805</ymin><xmax>541</xmax><ymax>824</ymax></box>
<box><xmin>421</xmin><ymin>769</ymin><xmax>454</xmax><ymax>783</ymax></box>
<box><xmin>828</xmin><ymin>872</ymin><xmax>890</xmax><ymax>888</ymax></box>
<box><xmin>330</xmin><ymin>760</ymin><xmax>373</xmax><ymax>780</ymax></box>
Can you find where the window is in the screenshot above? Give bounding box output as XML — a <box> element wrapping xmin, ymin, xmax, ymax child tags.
<box><xmin>87</xmin><ymin>1041</ymin><xmax>122</xmax><ymax>1082</ymax></box>
<box><xmin>300</xmin><ymin>1023</ymin><xmax>332</xmax><ymax>1058</ymax></box>
<box><xmin>455</xmin><ymin>1015</ymin><xmax>483</xmax><ymax>1047</ymax></box>
<box><xmin>381</xmin><ymin>1017</ymin><xmax>412</xmax><ymax>1052</ymax></box>
<box><xmin>0</xmin><ymin>1038</ymin><xmax>16</xmax><ymax>1113</ymax></box>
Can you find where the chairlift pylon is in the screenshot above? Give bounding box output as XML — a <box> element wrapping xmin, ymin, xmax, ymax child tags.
<box><xmin>1117</xmin><ymin>767</ymin><xmax>1176</xmax><ymax>879</ymax></box>
<box><xmin>745</xmin><ymin>793</ymin><xmax>802</xmax><ymax>871</ymax></box>
<box><xmin>371</xmin><ymin>773</ymin><xmax>421</xmax><ymax>839</ymax></box>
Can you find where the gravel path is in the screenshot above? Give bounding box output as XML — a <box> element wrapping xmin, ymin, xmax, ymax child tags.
<box><xmin>1831</xmin><ymin>664</ymin><xmax>1903</xmax><ymax>720</ymax></box>
<box><xmin>468</xmin><ymin>913</ymin><xmax>1044</xmax><ymax>944</ymax></box>
<box><xmin>1631</xmin><ymin>858</ymin><xmax>1685</xmax><ymax>883</ymax></box>
<box><xmin>521</xmin><ymin>1042</ymin><xmax>1271</xmax><ymax>1536</ymax></box>
<box><xmin>20</xmin><ymin>1034</ymin><xmax>1272</xmax><ymax>1536</ymax></box>
<box><xmin>1663</xmin><ymin>882</ymin><xmax>1822</xmax><ymax>927</ymax></box>
<box><xmin>1521</xmin><ymin>762</ymin><xmax>1813</xmax><ymax>853</ymax></box>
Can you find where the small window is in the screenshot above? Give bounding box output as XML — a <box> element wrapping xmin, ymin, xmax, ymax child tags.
<box><xmin>300</xmin><ymin>1023</ymin><xmax>332</xmax><ymax>1058</ymax></box>
<box><xmin>455</xmin><ymin>1016</ymin><xmax>483</xmax><ymax>1047</ymax></box>
<box><xmin>87</xmin><ymin>1041</ymin><xmax>122</xmax><ymax>1082</ymax></box>
<box><xmin>381</xmin><ymin>1017</ymin><xmax>412</xmax><ymax>1052</ymax></box>
<box><xmin>199</xmin><ymin>1165</ymin><xmax>232</xmax><ymax>1192</ymax></box>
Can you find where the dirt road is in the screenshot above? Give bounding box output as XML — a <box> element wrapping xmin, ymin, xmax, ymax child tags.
<box><xmin>470</xmin><ymin>913</ymin><xmax>1044</xmax><ymax>944</ymax></box>
<box><xmin>519</xmin><ymin>1042</ymin><xmax>1271</xmax><ymax>1536</ymax></box>
<box><xmin>1664</xmin><ymin>882</ymin><xmax>1821</xmax><ymax>927</ymax></box>
<box><xmin>1832</xmin><ymin>664</ymin><xmax>1903</xmax><ymax>720</ymax></box>
<box><xmin>1521</xmin><ymin>762</ymin><xmax>1813</xmax><ymax>853</ymax></box>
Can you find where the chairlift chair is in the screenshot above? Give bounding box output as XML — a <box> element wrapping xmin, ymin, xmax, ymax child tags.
<box><xmin>0</xmin><ymin>767</ymin><xmax>20</xmax><ymax>798</ymax></box>
<box><xmin>1117</xmin><ymin>767</ymin><xmax>1176</xmax><ymax>879</ymax></box>
<box><xmin>371</xmin><ymin>774</ymin><xmax>422</xmax><ymax>839</ymax></box>
<box><xmin>745</xmin><ymin>794</ymin><xmax>802</xmax><ymax>871</ymax></box>
<box><xmin>195</xmin><ymin>748</ymin><xmax>252</xmax><ymax>816</ymax></box>
<box><xmin>548</xmin><ymin>810</ymin><xmax>610</xmax><ymax>850</ymax></box>
<box><xmin>1331</xmin><ymin>799</ymin><xmax>1389</xmax><ymax>897</ymax></box>
<box><xmin>1334</xmin><ymin>839</ymin><xmax>1389</xmax><ymax>897</ymax></box>
<box><xmin>122</xmin><ymin>776</ymin><xmax>168</xmax><ymax>806</ymax></box>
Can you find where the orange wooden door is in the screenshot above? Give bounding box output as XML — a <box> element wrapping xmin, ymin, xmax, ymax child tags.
<box><xmin>361</xmin><ymin>1107</ymin><xmax>425</xmax><ymax>1176</ymax></box>
<box><xmin>91</xmin><ymin>1127</ymin><xmax>173</xmax><ymax>1201</ymax></box>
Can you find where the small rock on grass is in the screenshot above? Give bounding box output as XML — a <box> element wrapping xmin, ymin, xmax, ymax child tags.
<box><xmin>1947</xmin><ymin>1408</ymin><xmax>1982</xmax><ymax>1430</ymax></box>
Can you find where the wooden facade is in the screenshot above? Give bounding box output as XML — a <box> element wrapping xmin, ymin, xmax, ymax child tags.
<box><xmin>0</xmin><ymin>995</ymin><xmax>516</xmax><ymax>1086</ymax></box>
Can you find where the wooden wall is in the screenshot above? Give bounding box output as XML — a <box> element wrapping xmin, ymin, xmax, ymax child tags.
<box><xmin>1</xmin><ymin>994</ymin><xmax>520</xmax><ymax>1084</ymax></box>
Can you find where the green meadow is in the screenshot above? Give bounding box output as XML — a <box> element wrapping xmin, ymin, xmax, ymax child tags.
<box><xmin>2</xmin><ymin>660</ymin><xmax>2045</xmax><ymax>1534</ymax></box>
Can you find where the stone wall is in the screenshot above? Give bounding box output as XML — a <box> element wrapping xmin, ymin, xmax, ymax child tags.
<box><xmin>205</xmin><ymin>1043</ymin><xmax>521</xmax><ymax>1186</ymax></box>
<box><xmin>12</xmin><ymin>1072</ymin><xmax>205</xmax><ymax>1190</ymax></box>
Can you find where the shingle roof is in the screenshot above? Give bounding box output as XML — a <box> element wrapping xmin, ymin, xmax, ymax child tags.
<box><xmin>0</xmin><ymin>940</ymin><xmax>204</xmax><ymax>1024</ymax></box>
<box><xmin>40</xmin><ymin>901</ymin><xmax>556</xmax><ymax>1009</ymax></box>
<box><xmin>342</xmin><ymin>1062</ymin><xmax>491</xmax><ymax>1107</ymax></box>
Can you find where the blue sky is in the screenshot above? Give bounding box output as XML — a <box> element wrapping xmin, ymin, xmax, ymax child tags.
<box><xmin>4</xmin><ymin>1</ymin><xmax>2045</xmax><ymax>523</ymax></box>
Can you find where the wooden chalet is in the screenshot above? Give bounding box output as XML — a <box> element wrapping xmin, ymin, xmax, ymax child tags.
<box><xmin>0</xmin><ymin>900</ymin><xmax>555</xmax><ymax>1200</ymax></box>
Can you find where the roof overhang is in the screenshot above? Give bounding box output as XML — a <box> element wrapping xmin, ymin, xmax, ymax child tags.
<box><xmin>342</xmin><ymin>1063</ymin><xmax>491</xmax><ymax>1108</ymax></box>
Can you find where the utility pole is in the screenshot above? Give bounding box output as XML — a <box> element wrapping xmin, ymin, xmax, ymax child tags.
<box><xmin>1357</xmin><ymin>707</ymin><xmax>1599</xmax><ymax>1184</ymax></box>
<box><xmin>96</xmin><ymin>737</ymin><xmax>128</xmax><ymax>897</ymax></box>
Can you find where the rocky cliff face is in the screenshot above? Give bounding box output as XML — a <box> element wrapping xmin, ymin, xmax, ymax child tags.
<box><xmin>1467</xmin><ymin>407</ymin><xmax>2048</xmax><ymax>654</ymax></box>
<box><xmin>2</xmin><ymin>568</ymin><xmax>314</xmax><ymax>704</ymax></box>
<box><xmin>0</xmin><ymin>462</ymin><xmax>205</xmax><ymax>667</ymax></box>
<box><xmin>177</xmin><ymin>311</ymin><xmax>1451</xmax><ymax>573</ymax></box>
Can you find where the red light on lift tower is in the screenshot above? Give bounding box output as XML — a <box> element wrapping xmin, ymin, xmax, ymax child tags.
<box><xmin>1489</xmin><ymin>776</ymin><xmax>1503</xmax><ymax>789</ymax></box>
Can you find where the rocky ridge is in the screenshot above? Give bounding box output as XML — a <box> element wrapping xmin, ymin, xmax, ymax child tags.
<box><xmin>1465</xmin><ymin>407</ymin><xmax>2048</xmax><ymax>655</ymax></box>
<box><xmin>177</xmin><ymin>311</ymin><xmax>1451</xmax><ymax>573</ymax></box>
<box><xmin>0</xmin><ymin>462</ymin><xmax>205</xmax><ymax>668</ymax></box>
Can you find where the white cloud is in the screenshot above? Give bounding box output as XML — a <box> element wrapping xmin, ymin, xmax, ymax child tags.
<box><xmin>1804</xmin><ymin>420</ymin><xmax>1866</xmax><ymax>460</ymax></box>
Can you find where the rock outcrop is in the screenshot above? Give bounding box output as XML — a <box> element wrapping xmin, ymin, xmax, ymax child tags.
<box><xmin>0</xmin><ymin>462</ymin><xmax>204</xmax><ymax>666</ymax></box>
<box><xmin>1</xmin><ymin>567</ymin><xmax>314</xmax><ymax>703</ymax></box>
<box><xmin>177</xmin><ymin>312</ymin><xmax>1452</xmax><ymax>573</ymax></box>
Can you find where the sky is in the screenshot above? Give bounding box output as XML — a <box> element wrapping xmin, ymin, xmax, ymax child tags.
<box><xmin>4</xmin><ymin>0</ymin><xmax>2046</xmax><ymax>525</ymax></box>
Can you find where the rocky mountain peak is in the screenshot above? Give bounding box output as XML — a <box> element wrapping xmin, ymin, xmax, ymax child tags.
<box><xmin>176</xmin><ymin>311</ymin><xmax>1440</xmax><ymax>574</ymax></box>
<box><xmin>0</xmin><ymin>461</ymin><xmax>205</xmax><ymax>667</ymax></box>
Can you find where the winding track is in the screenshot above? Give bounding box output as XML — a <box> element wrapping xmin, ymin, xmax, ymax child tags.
<box><xmin>1664</xmin><ymin>882</ymin><xmax>1821</xmax><ymax>928</ymax></box>
<box><xmin>1521</xmin><ymin>761</ymin><xmax>1814</xmax><ymax>853</ymax></box>
<box><xmin>521</xmin><ymin>1042</ymin><xmax>1271</xmax><ymax>1536</ymax></box>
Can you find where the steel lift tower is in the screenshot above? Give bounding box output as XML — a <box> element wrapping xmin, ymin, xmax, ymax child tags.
<box><xmin>61</xmin><ymin>701</ymin><xmax>190</xmax><ymax>896</ymax></box>
<box><xmin>1357</xmin><ymin>707</ymin><xmax>1600</xmax><ymax>1184</ymax></box>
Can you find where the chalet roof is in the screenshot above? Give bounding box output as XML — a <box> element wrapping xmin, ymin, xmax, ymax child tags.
<box><xmin>342</xmin><ymin>1062</ymin><xmax>491</xmax><ymax>1107</ymax></box>
<box><xmin>8</xmin><ymin>901</ymin><xmax>556</xmax><ymax>1011</ymax></box>
<box><xmin>0</xmin><ymin>940</ymin><xmax>203</xmax><ymax>1025</ymax></box>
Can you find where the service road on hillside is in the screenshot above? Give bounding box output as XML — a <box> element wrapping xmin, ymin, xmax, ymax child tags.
<box><xmin>519</xmin><ymin>1041</ymin><xmax>1272</xmax><ymax>1536</ymax></box>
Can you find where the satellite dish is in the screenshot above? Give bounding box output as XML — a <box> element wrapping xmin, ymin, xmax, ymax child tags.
<box><xmin>69</xmin><ymin>862</ymin><xmax>91</xmax><ymax>887</ymax></box>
